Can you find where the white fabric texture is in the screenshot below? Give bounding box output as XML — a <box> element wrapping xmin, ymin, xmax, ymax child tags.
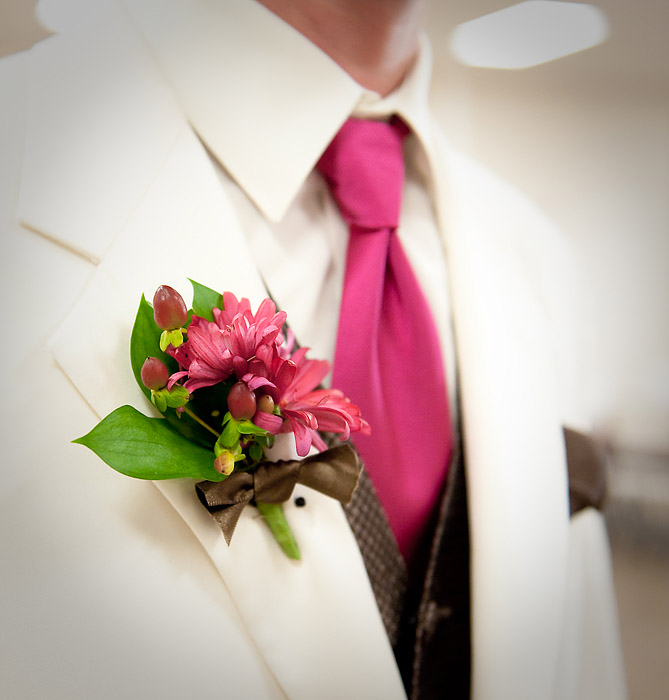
<box><xmin>0</xmin><ymin>1</ymin><xmax>626</xmax><ymax>699</ymax></box>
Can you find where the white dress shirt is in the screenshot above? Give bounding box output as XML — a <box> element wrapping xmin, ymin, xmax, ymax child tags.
<box><xmin>122</xmin><ymin>0</ymin><xmax>458</xmax><ymax>414</ymax></box>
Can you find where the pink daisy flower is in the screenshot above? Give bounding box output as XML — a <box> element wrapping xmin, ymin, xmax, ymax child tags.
<box><xmin>168</xmin><ymin>294</ymin><xmax>286</xmax><ymax>393</ymax></box>
<box><xmin>252</xmin><ymin>349</ymin><xmax>370</xmax><ymax>457</ymax></box>
<box><xmin>167</xmin><ymin>292</ymin><xmax>368</xmax><ymax>457</ymax></box>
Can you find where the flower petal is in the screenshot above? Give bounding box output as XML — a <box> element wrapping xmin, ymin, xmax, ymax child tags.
<box><xmin>166</xmin><ymin>370</ymin><xmax>188</xmax><ymax>390</ymax></box>
<box><xmin>253</xmin><ymin>411</ymin><xmax>283</xmax><ymax>434</ymax></box>
<box><xmin>288</xmin><ymin>419</ymin><xmax>313</xmax><ymax>457</ymax></box>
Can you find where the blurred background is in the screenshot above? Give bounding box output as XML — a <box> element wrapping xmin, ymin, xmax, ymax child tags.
<box><xmin>425</xmin><ymin>3</ymin><xmax>668</xmax><ymax>697</ymax></box>
<box><xmin>1</xmin><ymin>1</ymin><xmax>667</xmax><ymax>698</ymax></box>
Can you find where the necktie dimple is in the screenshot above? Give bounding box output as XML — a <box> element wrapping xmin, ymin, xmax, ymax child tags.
<box><xmin>317</xmin><ymin>117</ymin><xmax>453</xmax><ymax>563</ymax></box>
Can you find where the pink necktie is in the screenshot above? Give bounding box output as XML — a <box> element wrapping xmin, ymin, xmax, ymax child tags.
<box><xmin>317</xmin><ymin>117</ymin><xmax>453</xmax><ymax>563</ymax></box>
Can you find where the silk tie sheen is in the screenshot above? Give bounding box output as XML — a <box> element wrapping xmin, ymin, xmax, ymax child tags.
<box><xmin>317</xmin><ymin>117</ymin><xmax>453</xmax><ymax>563</ymax></box>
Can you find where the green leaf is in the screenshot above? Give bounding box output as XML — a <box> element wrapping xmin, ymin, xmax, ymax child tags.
<box><xmin>165</xmin><ymin>385</ymin><xmax>189</xmax><ymax>408</ymax></box>
<box><xmin>219</xmin><ymin>415</ymin><xmax>240</xmax><ymax>449</ymax></box>
<box><xmin>248</xmin><ymin>441</ymin><xmax>265</xmax><ymax>463</ymax></box>
<box><xmin>73</xmin><ymin>405</ymin><xmax>225</xmax><ymax>481</ymax></box>
<box><xmin>151</xmin><ymin>390</ymin><xmax>168</xmax><ymax>412</ymax></box>
<box><xmin>130</xmin><ymin>295</ymin><xmax>167</xmax><ymax>401</ymax></box>
<box><xmin>237</xmin><ymin>419</ymin><xmax>270</xmax><ymax>437</ymax></box>
<box><xmin>190</xmin><ymin>279</ymin><xmax>223</xmax><ymax>323</ymax></box>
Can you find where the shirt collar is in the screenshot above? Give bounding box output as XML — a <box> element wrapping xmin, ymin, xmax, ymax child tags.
<box><xmin>353</xmin><ymin>35</ymin><xmax>435</xmax><ymax>152</ymax></box>
<box><xmin>124</xmin><ymin>0</ymin><xmax>434</xmax><ymax>222</ymax></box>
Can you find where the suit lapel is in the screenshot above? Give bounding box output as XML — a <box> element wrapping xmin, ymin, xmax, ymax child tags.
<box><xmin>17</xmin><ymin>5</ymin><xmax>185</xmax><ymax>265</ymax></box>
<box><xmin>21</xmin><ymin>6</ymin><xmax>571</xmax><ymax>698</ymax></box>
<box><xmin>429</xmin><ymin>131</ymin><xmax>570</xmax><ymax>699</ymax></box>
<box><xmin>20</xmin><ymin>16</ymin><xmax>406</xmax><ymax>700</ymax></box>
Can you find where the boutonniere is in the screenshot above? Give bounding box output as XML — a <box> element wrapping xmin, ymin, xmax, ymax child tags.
<box><xmin>74</xmin><ymin>280</ymin><xmax>369</xmax><ymax>559</ymax></box>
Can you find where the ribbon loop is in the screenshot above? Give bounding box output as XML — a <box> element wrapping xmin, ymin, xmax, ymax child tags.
<box><xmin>253</xmin><ymin>460</ymin><xmax>303</xmax><ymax>504</ymax></box>
<box><xmin>196</xmin><ymin>444</ymin><xmax>361</xmax><ymax>544</ymax></box>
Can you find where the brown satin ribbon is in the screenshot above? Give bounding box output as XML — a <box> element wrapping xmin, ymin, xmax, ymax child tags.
<box><xmin>196</xmin><ymin>444</ymin><xmax>361</xmax><ymax>544</ymax></box>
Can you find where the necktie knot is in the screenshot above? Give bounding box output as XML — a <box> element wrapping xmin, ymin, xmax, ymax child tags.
<box><xmin>317</xmin><ymin>117</ymin><xmax>409</xmax><ymax>231</ymax></box>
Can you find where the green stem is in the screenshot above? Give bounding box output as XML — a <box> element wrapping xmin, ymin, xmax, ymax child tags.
<box><xmin>182</xmin><ymin>405</ymin><xmax>221</xmax><ymax>438</ymax></box>
<box><xmin>255</xmin><ymin>502</ymin><xmax>301</xmax><ymax>560</ymax></box>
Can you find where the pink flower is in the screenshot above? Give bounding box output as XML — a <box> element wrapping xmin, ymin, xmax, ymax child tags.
<box><xmin>168</xmin><ymin>316</ymin><xmax>235</xmax><ymax>392</ymax></box>
<box><xmin>254</xmin><ymin>349</ymin><xmax>370</xmax><ymax>457</ymax></box>
<box><xmin>213</xmin><ymin>295</ymin><xmax>287</xmax><ymax>351</ymax></box>
<box><xmin>168</xmin><ymin>294</ymin><xmax>287</xmax><ymax>393</ymax></box>
<box><xmin>166</xmin><ymin>291</ymin><xmax>369</xmax><ymax>457</ymax></box>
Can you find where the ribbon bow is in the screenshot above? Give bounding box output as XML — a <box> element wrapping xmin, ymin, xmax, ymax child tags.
<box><xmin>196</xmin><ymin>444</ymin><xmax>361</xmax><ymax>544</ymax></box>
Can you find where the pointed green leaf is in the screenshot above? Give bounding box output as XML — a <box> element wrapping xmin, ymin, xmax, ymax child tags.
<box><xmin>73</xmin><ymin>405</ymin><xmax>225</xmax><ymax>481</ymax></box>
<box><xmin>219</xmin><ymin>415</ymin><xmax>240</xmax><ymax>449</ymax></box>
<box><xmin>237</xmin><ymin>419</ymin><xmax>270</xmax><ymax>437</ymax></box>
<box><xmin>190</xmin><ymin>279</ymin><xmax>223</xmax><ymax>322</ymax></box>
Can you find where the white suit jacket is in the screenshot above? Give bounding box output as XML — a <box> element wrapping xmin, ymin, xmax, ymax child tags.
<box><xmin>0</xmin><ymin>1</ymin><xmax>625</xmax><ymax>699</ymax></box>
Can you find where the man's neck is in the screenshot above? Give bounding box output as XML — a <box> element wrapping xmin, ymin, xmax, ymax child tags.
<box><xmin>255</xmin><ymin>0</ymin><xmax>424</xmax><ymax>97</ymax></box>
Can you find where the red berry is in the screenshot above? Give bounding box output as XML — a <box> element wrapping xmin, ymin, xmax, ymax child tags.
<box><xmin>256</xmin><ymin>394</ymin><xmax>275</xmax><ymax>414</ymax></box>
<box><xmin>153</xmin><ymin>285</ymin><xmax>188</xmax><ymax>330</ymax></box>
<box><xmin>228</xmin><ymin>382</ymin><xmax>257</xmax><ymax>420</ymax></box>
<box><xmin>140</xmin><ymin>357</ymin><xmax>169</xmax><ymax>390</ymax></box>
